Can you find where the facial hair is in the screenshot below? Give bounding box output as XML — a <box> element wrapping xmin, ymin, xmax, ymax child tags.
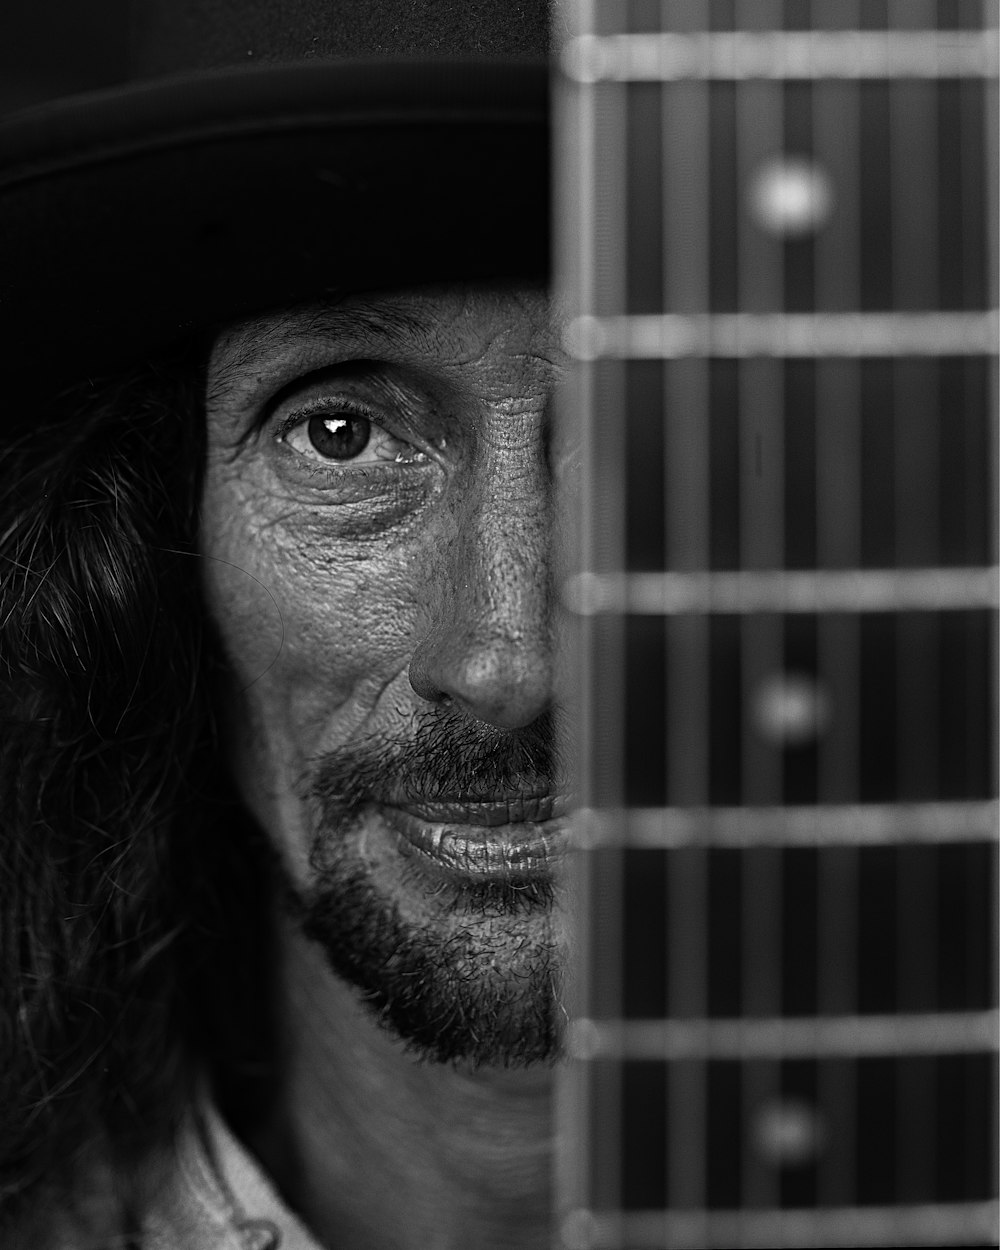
<box><xmin>292</xmin><ymin>707</ymin><xmax>567</xmax><ymax>1067</ymax></box>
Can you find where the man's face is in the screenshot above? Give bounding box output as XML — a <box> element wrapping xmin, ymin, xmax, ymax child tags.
<box><xmin>201</xmin><ymin>284</ymin><xmax>569</xmax><ymax>1066</ymax></box>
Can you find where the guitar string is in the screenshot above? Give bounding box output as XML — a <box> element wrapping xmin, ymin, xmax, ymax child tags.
<box><xmin>554</xmin><ymin>0</ymin><xmax>606</xmax><ymax>1236</ymax></box>
<box><xmin>889</xmin><ymin>0</ymin><xmax>941</xmax><ymax>1209</ymax></box>
<box><xmin>979</xmin><ymin>0</ymin><xmax>1000</xmax><ymax>1213</ymax></box>
<box><xmin>733</xmin><ymin>0</ymin><xmax>787</xmax><ymax>1217</ymax></box>
<box><xmin>661</xmin><ymin>0</ymin><xmax>712</xmax><ymax>1225</ymax></box>
<box><xmin>813</xmin><ymin>0</ymin><xmax>863</xmax><ymax>1213</ymax></box>
<box><xmin>583</xmin><ymin>0</ymin><xmax>628</xmax><ymax>1232</ymax></box>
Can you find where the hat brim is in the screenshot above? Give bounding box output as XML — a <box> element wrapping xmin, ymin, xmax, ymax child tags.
<box><xmin>0</xmin><ymin>58</ymin><xmax>549</xmax><ymax>388</ymax></box>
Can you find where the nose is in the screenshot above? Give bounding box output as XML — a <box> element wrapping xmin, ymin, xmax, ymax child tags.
<box><xmin>408</xmin><ymin>461</ymin><xmax>552</xmax><ymax>731</ymax></box>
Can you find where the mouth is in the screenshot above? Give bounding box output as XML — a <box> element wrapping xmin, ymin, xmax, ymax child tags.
<box><xmin>378</xmin><ymin>794</ymin><xmax>571</xmax><ymax>878</ymax></box>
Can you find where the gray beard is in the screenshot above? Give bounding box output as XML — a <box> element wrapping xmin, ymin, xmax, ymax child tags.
<box><xmin>295</xmin><ymin>818</ymin><xmax>564</xmax><ymax>1067</ymax></box>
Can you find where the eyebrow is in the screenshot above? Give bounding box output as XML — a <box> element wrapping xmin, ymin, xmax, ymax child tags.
<box><xmin>207</xmin><ymin>293</ymin><xmax>435</xmax><ymax>405</ymax></box>
<box><xmin>303</xmin><ymin>297</ymin><xmax>434</xmax><ymax>343</ymax></box>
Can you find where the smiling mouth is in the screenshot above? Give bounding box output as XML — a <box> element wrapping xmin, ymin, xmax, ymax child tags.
<box><xmin>377</xmin><ymin>794</ymin><xmax>571</xmax><ymax>877</ymax></box>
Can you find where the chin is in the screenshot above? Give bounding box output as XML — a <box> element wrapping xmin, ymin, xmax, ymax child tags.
<box><xmin>294</xmin><ymin>808</ymin><xmax>568</xmax><ymax>1067</ymax></box>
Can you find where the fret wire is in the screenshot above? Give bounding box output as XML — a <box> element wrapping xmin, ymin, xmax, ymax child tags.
<box><xmin>567</xmin><ymin>1009</ymin><xmax>1000</xmax><ymax>1062</ymax></box>
<box><xmin>563</xmin><ymin>1199</ymin><xmax>1000</xmax><ymax>1249</ymax></box>
<box><xmin>565</xmin><ymin>310</ymin><xmax>1000</xmax><ymax>360</ymax></box>
<box><xmin>576</xmin><ymin>799</ymin><xmax>999</xmax><ymax>848</ymax></box>
<box><xmin>562</xmin><ymin>29</ymin><xmax>1000</xmax><ymax>83</ymax></box>
<box><xmin>564</xmin><ymin>565</ymin><xmax>1000</xmax><ymax>615</ymax></box>
<box><xmin>890</xmin><ymin>0</ymin><xmax>942</xmax><ymax>1206</ymax></box>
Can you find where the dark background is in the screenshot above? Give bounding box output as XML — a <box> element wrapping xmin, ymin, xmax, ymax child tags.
<box><xmin>0</xmin><ymin>0</ymin><xmax>128</xmax><ymax>114</ymax></box>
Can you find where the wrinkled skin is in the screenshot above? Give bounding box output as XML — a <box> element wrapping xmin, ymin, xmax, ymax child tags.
<box><xmin>200</xmin><ymin>284</ymin><xmax>570</xmax><ymax>1249</ymax></box>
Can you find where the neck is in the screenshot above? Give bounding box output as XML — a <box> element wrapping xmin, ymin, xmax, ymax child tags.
<box><xmin>249</xmin><ymin>914</ymin><xmax>556</xmax><ymax>1250</ymax></box>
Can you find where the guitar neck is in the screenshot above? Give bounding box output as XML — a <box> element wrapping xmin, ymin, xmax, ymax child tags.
<box><xmin>554</xmin><ymin>1</ymin><xmax>999</xmax><ymax>1246</ymax></box>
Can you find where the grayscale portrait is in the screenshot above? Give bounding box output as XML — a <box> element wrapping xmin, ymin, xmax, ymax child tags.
<box><xmin>0</xmin><ymin>2</ymin><xmax>995</xmax><ymax>1248</ymax></box>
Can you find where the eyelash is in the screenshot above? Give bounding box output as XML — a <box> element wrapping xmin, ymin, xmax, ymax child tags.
<box><xmin>273</xmin><ymin>398</ymin><xmax>426</xmax><ymax>468</ymax></box>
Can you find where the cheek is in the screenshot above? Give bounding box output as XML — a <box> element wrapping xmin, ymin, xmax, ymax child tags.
<box><xmin>198</xmin><ymin>480</ymin><xmax>428</xmax><ymax>761</ymax></box>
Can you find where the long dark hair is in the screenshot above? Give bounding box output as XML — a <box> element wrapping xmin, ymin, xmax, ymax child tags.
<box><xmin>0</xmin><ymin>356</ymin><xmax>268</xmax><ymax>1245</ymax></box>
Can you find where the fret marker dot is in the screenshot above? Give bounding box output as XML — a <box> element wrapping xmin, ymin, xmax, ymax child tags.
<box><xmin>752</xmin><ymin>671</ymin><xmax>830</xmax><ymax>746</ymax></box>
<box><xmin>753</xmin><ymin>1097</ymin><xmax>826</xmax><ymax>1168</ymax></box>
<box><xmin>748</xmin><ymin>156</ymin><xmax>834</xmax><ymax>237</ymax></box>
<box><xmin>567</xmin><ymin>1017</ymin><xmax>601</xmax><ymax>1061</ymax></box>
<box><xmin>560</xmin><ymin>1209</ymin><xmax>597</xmax><ymax>1250</ymax></box>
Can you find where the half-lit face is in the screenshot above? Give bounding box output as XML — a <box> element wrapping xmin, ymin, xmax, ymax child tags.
<box><xmin>200</xmin><ymin>284</ymin><xmax>569</xmax><ymax>1065</ymax></box>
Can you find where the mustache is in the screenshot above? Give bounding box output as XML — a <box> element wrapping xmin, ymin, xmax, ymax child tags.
<box><xmin>306</xmin><ymin>706</ymin><xmax>568</xmax><ymax>815</ymax></box>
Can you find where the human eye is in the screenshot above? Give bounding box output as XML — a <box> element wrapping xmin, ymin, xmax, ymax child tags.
<box><xmin>276</xmin><ymin>398</ymin><xmax>429</xmax><ymax>469</ymax></box>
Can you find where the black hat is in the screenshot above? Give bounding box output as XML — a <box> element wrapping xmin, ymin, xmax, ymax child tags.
<box><xmin>0</xmin><ymin>0</ymin><xmax>550</xmax><ymax>387</ymax></box>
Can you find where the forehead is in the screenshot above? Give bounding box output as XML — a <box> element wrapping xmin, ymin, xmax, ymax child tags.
<box><xmin>206</xmin><ymin>283</ymin><xmax>559</xmax><ymax>407</ymax></box>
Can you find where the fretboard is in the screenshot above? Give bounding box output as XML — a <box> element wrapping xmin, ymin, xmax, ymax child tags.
<box><xmin>554</xmin><ymin>1</ymin><xmax>999</xmax><ymax>1247</ymax></box>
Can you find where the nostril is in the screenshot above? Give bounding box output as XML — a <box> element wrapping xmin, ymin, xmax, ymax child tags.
<box><xmin>408</xmin><ymin>629</ymin><xmax>551</xmax><ymax>731</ymax></box>
<box><xmin>407</xmin><ymin>642</ymin><xmax>448</xmax><ymax>705</ymax></box>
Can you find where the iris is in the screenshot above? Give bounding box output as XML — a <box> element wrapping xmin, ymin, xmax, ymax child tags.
<box><xmin>307</xmin><ymin>414</ymin><xmax>370</xmax><ymax>459</ymax></box>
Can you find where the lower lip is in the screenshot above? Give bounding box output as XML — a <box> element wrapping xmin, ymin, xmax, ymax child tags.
<box><xmin>378</xmin><ymin>806</ymin><xmax>569</xmax><ymax>878</ymax></box>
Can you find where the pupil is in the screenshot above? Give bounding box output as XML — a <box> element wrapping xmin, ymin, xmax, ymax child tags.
<box><xmin>307</xmin><ymin>414</ymin><xmax>371</xmax><ymax>460</ymax></box>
